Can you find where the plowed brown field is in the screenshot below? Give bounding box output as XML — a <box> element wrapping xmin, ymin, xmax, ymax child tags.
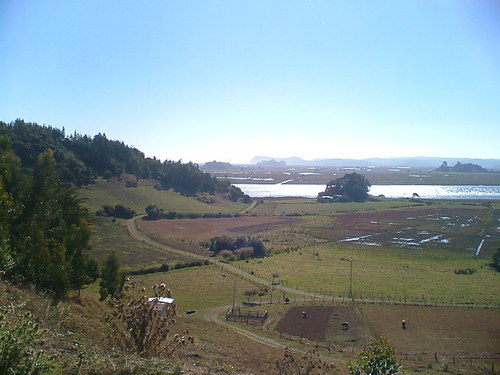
<box><xmin>137</xmin><ymin>216</ymin><xmax>299</xmax><ymax>242</ymax></box>
<box><xmin>276</xmin><ymin>304</ymin><xmax>500</xmax><ymax>353</ymax></box>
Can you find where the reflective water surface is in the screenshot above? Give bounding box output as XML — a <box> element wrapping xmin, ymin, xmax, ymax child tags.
<box><xmin>235</xmin><ymin>184</ymin><xmax>500</xmax><ymax>200</ymax></box>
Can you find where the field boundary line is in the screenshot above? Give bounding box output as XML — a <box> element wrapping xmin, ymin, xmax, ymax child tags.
<box><xmin>127</xmin><ymin>216</ymin><xmax>499</xmax><ymax>309</ymax></box>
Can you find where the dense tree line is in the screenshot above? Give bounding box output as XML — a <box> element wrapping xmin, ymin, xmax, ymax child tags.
<box><xmin>97</xmin><ymin>204</ymin><xmax>136</xmax><ymax>219</ymax></box>
<box><xmin>0</xmin><ymin>119</ymin><xmax>249</xmax><ymax>199</ymax></box>
<box><xmin>0</xmin><ymin>136</ymin><xmax>98</xmax><ymax>299</ymax></box>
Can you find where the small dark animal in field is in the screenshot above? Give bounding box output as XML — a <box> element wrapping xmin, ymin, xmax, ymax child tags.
<box><xmin>302</xmin><ymin>311</ymin><xmax>307</xmax><ymax>319</ymax></box>
<box><xmin>342</xmin><ymin>321</ymin><xmax>349</xmax><ymax>330</ymax></box>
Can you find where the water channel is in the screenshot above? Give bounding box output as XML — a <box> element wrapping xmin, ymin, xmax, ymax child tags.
<box><xmin>234</xmin><ymin>184</ymin><xmax>500</xmax><ymax>200</ymax></box>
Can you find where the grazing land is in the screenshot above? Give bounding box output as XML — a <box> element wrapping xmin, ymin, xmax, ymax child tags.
<box><xmin>88</xmin><ymin>216</ymin><xmax>194</xmax><ymax>269</ymax></box>
<box><xmin>79</xmin><ymin>177</ymin><xmax>247</xmax><ymax>214</ymax></box>
<box><xmin>133</xmin><ymin>195</ymin><xmax>499</xmax><ymax>306</ymax></box>
<box><xmin>78</xmin><ymin>180</ymin><xmax>500</xmax><ymax>374</ymax></box>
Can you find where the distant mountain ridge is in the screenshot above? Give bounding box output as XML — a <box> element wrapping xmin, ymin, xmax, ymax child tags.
<box><xmin>249</xmin><ymin>156</ymin><xmax>500</xmax><ymax>170</ymax></box>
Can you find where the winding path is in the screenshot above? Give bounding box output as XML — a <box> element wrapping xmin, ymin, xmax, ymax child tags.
<box><xmin>127</xmin><ymin>215</ymin><xmax>339</xmax><ymax>303</ymax></box>
<box><xmin>127</xmin><ymin>215</ymin><xmax>324</xmax><ymax>355</ymax></box>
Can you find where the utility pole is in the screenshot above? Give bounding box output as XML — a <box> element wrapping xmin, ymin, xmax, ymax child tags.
<box><xmin>348</xmin><ymin>257</ymin><xmax>353</xmax><ymax>301</ymax></box>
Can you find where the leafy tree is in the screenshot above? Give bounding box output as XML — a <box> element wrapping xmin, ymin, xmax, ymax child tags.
<box><xmin>145</xmin><ymin>204</ymin><xmax>164</xmax><ymax>220</ymax></box>
<box><xmin>347</xmin><ymin>336</ymin><xmax>402</xmax><ymax>375</ymax></box>
<box><xmin>490</xmin><ymin>248</ymin><xmax>500</xmax><ymax>272</ymax></box>
<box><xmin>112</xmin><ymin>204</ymin><xmax>135</xmax><ymax>219</ymax></box>
<box><xmin>66</xmin><ymin>218</ymin><xmax>99</xmax><ymax>297</ymax></box>
<box><xmin>249</xmin><ymin>238</ymin><xmax>267</xmax><ymax>257</ymax></box>
<box><xmin>99</xmin><ymin>204</ymin><xmax>136</xmax><ymax>219</ymax></box>
<box><xmin>99</xmin><ymin>250</ymin><xmax>125</xmax><ymax>301</ymax></box>
<box><xmin>319</xmin><ymin>173</ymin><xmax>371</xmax><ymax>203</ymax></box>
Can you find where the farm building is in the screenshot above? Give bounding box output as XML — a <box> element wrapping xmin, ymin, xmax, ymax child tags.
<box><xmin>147</xmin><ymin>296</ymin><xmax>174</xmax><ymax>317</ymax></box>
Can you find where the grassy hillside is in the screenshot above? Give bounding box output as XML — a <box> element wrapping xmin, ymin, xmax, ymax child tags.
<box><xmin>88</xmin><ymin>216</ymin><xmax>194</xmax><ymax>270</ymax></box>
<box><xmin>79</xmin><ymin>177</ymin><xmax>249</xmax><ymax>214</ymax></box>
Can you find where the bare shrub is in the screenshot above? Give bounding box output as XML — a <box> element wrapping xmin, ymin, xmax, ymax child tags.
<box><xmin>235</xmin><ymin>246</ymin><xmax>254</xmax><ymax>259</ymax></box>
<box><xmin>219</xmin><ymin>249</ymin><xmax>235</xmax><ymax>261</ymax></box>
<box><xmin>105</xmin><ymin>283</ymin><xmax>193</xmax><ymax>357</ymax></box>
<box><xmin>275</xmin><ymin>347</ymin><xmax>336</xmax><ymax>375</ymax></box>
<box><xmin>244</xmin><ymin>288</ymin><xmax>260</xmax><ymax>302</ymax></box>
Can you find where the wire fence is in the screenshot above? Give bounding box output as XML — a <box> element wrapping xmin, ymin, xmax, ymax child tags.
<box><xmin>226</xmin><ymin>262</ymin><xmax>500</xmax><ymax>308</ymax></box>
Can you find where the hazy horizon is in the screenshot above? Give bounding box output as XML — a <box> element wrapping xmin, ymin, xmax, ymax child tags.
<box><xmin>1</xmin><ymin>1</ymin><xmax>499</xmax><ymax>164</ymax></box>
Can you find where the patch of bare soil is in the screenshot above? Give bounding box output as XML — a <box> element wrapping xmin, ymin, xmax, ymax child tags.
<box><xmin>275</xmin><ymin>306</ymin><xmax>370</xmax><ymax>347</ymax></box>
<box><xmin>138</xmin><ymin>216</ymin><xmax>299</xmax><ymax>242</ymax></box>
<box><xmin>276</xmin><ymin>304</ymin><xmax>500</xmax><ymax>355</ymax></box>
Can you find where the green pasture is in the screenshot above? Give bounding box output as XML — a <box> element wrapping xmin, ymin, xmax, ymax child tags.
<box><xmin>89</xmin><ymin>216</ymin><xmax>193</xmax><ymax>269</ymax></box>
<box><xmin>252</xmin><ymin>198</ymin><xmax>498</xmax><ymax>216</ymax></box>
<box><xmin>79</xmin><ymin>178</ymin><xmax>248</xmax><ymax>214</ymax></box>
<box><xmin>239</xmin><ymin>242</ymin><xmax>500</xmax><ymax>306</ymax></box>
<box><xmin>127</xmin><ymin>265</ymin><xmax>264</xmax><ymax>312</ymax></box>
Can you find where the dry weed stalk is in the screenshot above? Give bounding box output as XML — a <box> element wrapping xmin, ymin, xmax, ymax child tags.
<box><xmin>105</xmin><ymin>282</ymin><xmax>193</xmax><ymax>357</ymax></box>
<box><xmin>275</xmin><ymin>347</ymin><xmax>336</xmax><ymax>375</ymax></box>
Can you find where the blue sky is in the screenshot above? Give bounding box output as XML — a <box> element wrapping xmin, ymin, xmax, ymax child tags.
<box><xmin>1</xmin><ymin>1</ymin><xmax>499</xmax><ymax>163</ymax></box>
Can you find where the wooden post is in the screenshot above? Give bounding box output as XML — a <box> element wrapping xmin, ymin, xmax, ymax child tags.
<box><xmin>232</xmin><ymin>278</ymin><xmax>236</xmax><ymax>311</ymax></box>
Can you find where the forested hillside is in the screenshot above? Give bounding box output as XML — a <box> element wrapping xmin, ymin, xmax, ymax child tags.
<box><xmin>0</xmin><ymin>119</ymin><xmax>250</xmax><ymax>298</ymax></box>
<box><xmin>0</xmin><ymin>119</ymin><xmax>249</xmax><ymax>201</ymax></box>
<box><xmin>0</xmin><ymin>137</ymin><xmax>98</xmax><ymax>299</ymax></box>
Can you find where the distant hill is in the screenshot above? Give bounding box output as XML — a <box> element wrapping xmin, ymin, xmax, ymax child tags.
<box><xmin>435</xmin><ymin>161</ymin><xmax>488</xmax><ymax>173</ymax></box>
<box><xmin>203</xmin><ymin>161</ymin><xmax>233</xmax><ymax>170</ymax></box>
<box><xmin>256</xmin><ymin>159</ymin><xmax>286</xmax><ymax>168</ymax></box>
<box><xmin>249</xmin><ymin>156</ymin><xmax>500</xmax><ymax>169</ymax></box>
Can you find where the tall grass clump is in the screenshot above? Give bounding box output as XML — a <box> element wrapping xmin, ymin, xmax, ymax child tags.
<box><xmin>0</xmin><ymin>309</ymin><xmax>59</xmax><ymax>375</ymax></box>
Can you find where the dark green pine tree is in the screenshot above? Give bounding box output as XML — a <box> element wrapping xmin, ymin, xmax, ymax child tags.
<box><xmin>99</xmin><ymin>250</ymin><xmax>125</xmax><ymax>301</ymax></box>
<box><xmin>0</xmin><ymin>136</ymin><xmax>26</xmax><ymax>272</ymax></box>
<box><xmin>11</xmin><ymin>149</ymin><xmax>97</xmax><ymax>299</ymax></box>
<box><xmin>66</xmin><ymin>219</ymin><xmax>99</xmax><ymax>298</ymax></box>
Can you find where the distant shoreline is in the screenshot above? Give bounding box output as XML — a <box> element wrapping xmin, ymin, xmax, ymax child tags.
<box><xmin>235</xmin><ymin>183</ymin><xmax>500</xmax><ymax>200</ymax></box>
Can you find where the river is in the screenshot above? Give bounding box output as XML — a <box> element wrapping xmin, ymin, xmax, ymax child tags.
<box><xmin>234</xmin><ymin>184</ymin><xmax>500</xmax><ymax>200</ymax></box>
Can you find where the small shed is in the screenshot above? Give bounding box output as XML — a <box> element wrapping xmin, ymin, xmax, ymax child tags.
<box><xmin>148</xmin><ymin>296</ymin><xmax>174</xmax><ymax>317</ymax></box>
